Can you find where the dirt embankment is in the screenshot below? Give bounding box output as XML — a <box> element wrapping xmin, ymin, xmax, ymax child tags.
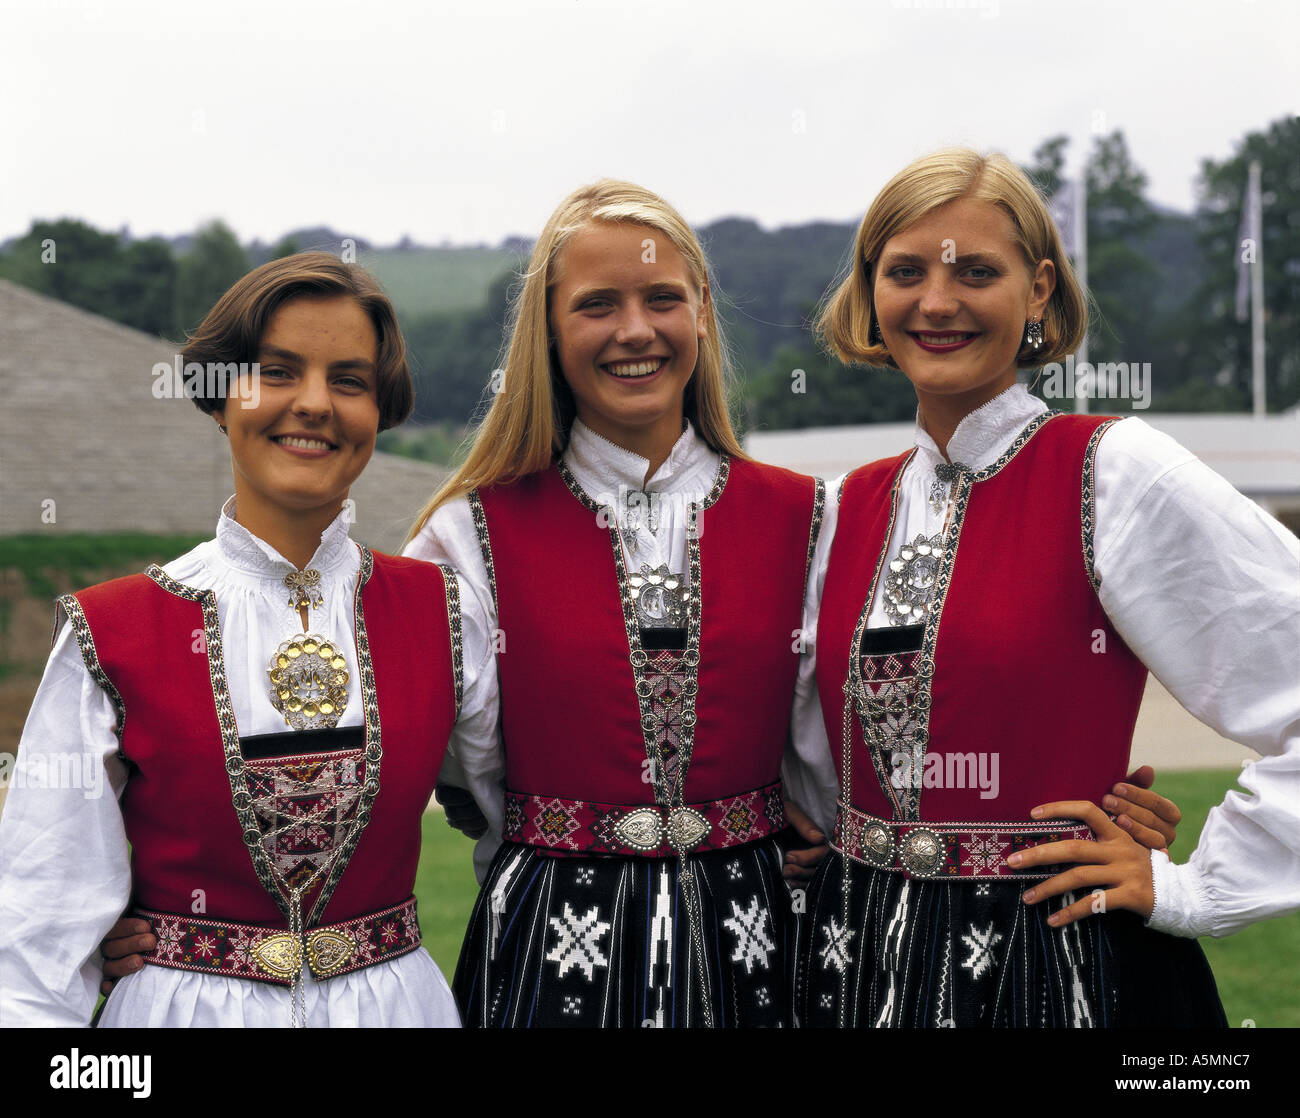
<box><xmin>1</xmin><ymin>563</ymin><xmax>144</xmax><ymax>752</ymax></box>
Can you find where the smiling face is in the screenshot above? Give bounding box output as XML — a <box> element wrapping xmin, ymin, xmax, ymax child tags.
<box><xmin>213</xmin><ymin>294</ymin><xmax>380</xmax><ymax>539</ymax></box>
<box><xmin>873</xmin><ymin>196</ymin><xmax>1054</xmax><ymax>423</ymax></box>
<box><xmin>548</xmin><ymin>221</ymin><xmax>708</xmax><ymax>461</ymax></box>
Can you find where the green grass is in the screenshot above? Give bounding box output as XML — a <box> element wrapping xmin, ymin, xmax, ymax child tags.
<box><xmin>412</xmin><ymin>768</ymin><xmax>1300</xmax><ymax>1024</ymax></box>
<box><xmin>1154</xmin><ymin>769</ymin><xmax>1300</xmax><ymax>1027</ymax></box>
<box><xmin>414</xmin><ymin>814</ymin><xmax>483</xmax><ymax>977</ymax></box>
<box><xmin>0</xmin><ymin>533</ymin><xmax>207</xmax><ymax>601</ymax></box>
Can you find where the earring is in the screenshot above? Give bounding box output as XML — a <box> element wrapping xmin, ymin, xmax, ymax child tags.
<box><xmin>1025</xmin><ymin>316</ymin><xmax>1045</xmax><ymax>350</ymax></box>
<box><xmin>219</xmin><ymin>425</ymin><xmax>228</xmax><ymax>435</ymax></box>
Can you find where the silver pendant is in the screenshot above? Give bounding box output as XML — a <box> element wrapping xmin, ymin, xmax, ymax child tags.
<box><xmin>624</xmin><ymin>489</ymin><xmax>660</xmax><ymax>537</ymax></box>
<box><xmin>883</xmin><ymin>533</ymin><xmax>945</xmax><ymax>626</ymax></box>
<box><xmin>927</xmin><ymin>462</ymin><xmax>962</xmax><ymax>516</ymax></box>
<box><xmin>627</xmin><ymin>564</ymin><xmax>689</xmax><ymax>629</ymax></box>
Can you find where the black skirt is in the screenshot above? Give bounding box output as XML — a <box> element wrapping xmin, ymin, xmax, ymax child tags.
<box><xmin>793</xmin><ymin>851</ymin><xmax>1227</xmax><ymax>1028</ymax></box>
<box><xmin>454</xmin><ymin>837</ymin><xmax>797</xmax><ymax>1027</ymax></box>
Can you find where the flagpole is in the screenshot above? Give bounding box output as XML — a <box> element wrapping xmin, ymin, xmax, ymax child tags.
<box><xmin>1075</xmin><ymin>167</ymin><xmax>1089</xmax><ymax>414</ymax></box>
<box><xmin>1249</xmin><ymin>160</ymin><xmax>1265</xmax><ymax>417</ymax></box>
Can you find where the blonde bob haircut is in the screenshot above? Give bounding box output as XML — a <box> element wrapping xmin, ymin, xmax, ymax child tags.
<box><xmin>818</xmin><ymin>148</ymin><xmax>1087</xmax><ymax>370</ymax></box>
<box><xmin>408</xmin><ymin>178</ymin><xmax>744</xmax><ymax>539</ymax></box>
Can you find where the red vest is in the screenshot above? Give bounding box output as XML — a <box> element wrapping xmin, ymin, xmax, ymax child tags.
<box><xmin>478</xmin><ymin>458</ymin><xmax>819</xmax><ymax>803</ymax></box>
<box><xmin>67</xmin><ymin>551</ymin><xmax>457</xmax><ymax>925</ymax></box>
<box><xmin>817</xmin><ymin>415</ymin><xmax>1147</xmax><ymax>821</ymax></box>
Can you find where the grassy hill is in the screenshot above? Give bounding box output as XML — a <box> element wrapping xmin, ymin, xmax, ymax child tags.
<box><xmin>359</xmin><ymin>246</ymin><xmax>523</xmax><ymax>320</ymax></box>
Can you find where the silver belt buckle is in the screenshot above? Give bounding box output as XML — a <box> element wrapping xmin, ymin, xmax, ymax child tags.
<box><xmin>612</xmin><ymin>806</ymin><xmax>712</xmax><ymax>852</ymax></box>
<box><xmin>613</xmin><ymin>807</ymin><xmax>664</xmax><ymax>851</ymax></box>
<box><xmin>667</xmin><ymin>807</ymin><xmax>711</xmax><ymax>851</ymax></box>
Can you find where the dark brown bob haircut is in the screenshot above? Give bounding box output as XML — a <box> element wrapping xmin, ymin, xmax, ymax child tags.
<box><xmin>183</xmin><ymin>251</ymin><xmax>413</xmax><ymax>431</ymax></box>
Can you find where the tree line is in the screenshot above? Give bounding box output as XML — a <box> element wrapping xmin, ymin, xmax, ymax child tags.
<box><xmin>2</xmin><ymin>118</ymin><xmax>1295</xmax><ymax>439</ymax></box>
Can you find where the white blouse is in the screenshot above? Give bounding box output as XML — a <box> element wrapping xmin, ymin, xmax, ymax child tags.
<box><xmin>0</xmin><ymin>499</ymin><xmax>500</xmax><ymax>1027</ymax></box>
<box><xmin>790</xmin><ymin>384</ymin><xmax>1300</xmax><ymax>939</ymax></box>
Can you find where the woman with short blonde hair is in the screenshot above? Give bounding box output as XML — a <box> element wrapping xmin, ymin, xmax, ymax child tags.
<box><xmin>793</xmin><ymin>147</ymin><xmax>1297</xmax><ymax>1028</ymax></box>
<box><xmin>819</xmin><ymin>148</ymin><xmax>1087</xmax><ymax>371</ymax></box>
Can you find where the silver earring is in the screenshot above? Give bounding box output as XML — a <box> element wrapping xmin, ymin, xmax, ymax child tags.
<box><xmin>870</xmin><ymin>316</ymin><xmax>888</xmax><ymax>353</ymax></box>
<box><xmin>1025</xmin><ymin>317</ymin><xmax>1045</xmax><ymax>350</ymax></box>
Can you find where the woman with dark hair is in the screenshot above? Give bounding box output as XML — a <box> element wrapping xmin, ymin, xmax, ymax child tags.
<box><xmin>0</xmin><ymin>253</ymin><xmax>498</xmax><ymax>1027</ymax></box>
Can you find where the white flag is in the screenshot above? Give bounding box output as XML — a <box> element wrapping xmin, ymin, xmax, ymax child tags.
<box><xmin>1235</xmin><ymin>171</ymin><xmax>1260</xmax><ymax>324</ymax></box>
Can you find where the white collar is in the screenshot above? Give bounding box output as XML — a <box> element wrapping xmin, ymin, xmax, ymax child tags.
<box><xmin>563</xmin><ymin>419</ymin><xmax>720</xmax><ymax>499</ymax></box>
<box><xmin>215</xmin><ymin>496</ymin><xmax>358</xmax><ymax>580</ymax></box>
<box><xmin>914</xmin><ymin>383</ymin><xmax>1048</xmax><ymax>472</ymax></box>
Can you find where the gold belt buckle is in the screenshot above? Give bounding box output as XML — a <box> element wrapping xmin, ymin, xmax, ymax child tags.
<box><xmin>251</xmin><ymin>928</ymin><xmax>357</xmax><ymax>979</ymax></box>
<box><xmin>305</xmin><ymin>929</ymin><xmax>357</xmax><ymax>977</ymax></box>
<box><xmin>251</xmin><ymin>932</ymin><xmax>303</xmax><ymax>979</ymax></box>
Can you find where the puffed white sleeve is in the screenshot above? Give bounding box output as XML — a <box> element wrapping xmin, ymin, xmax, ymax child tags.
<box><xmin>1093</xmin><ymin>418</ymin><xmax>1300</xmax><ymax>938</ymax></box>
<box><xmin>440</xmin><ymin>570</ymin><xmax>506</xmax><ymax>885</ymax></box>
<box><xmin>404</xmin><ymin>498</ymin><xmax>497</xmax><ymax>626</ymax></box>
<box><xmin>405</xmin><ymin>499</ymin><xmax>506</xmax><ymax>885</ymax></box>
<box><xmin>782</xmin><ymin>474</ymin><xmax>845</xmax><ymax>840</ymax></box>
<box><xmin>0</xmin><ymin>618</ymin><xmax>133</xmax><ymax>1026</ymax></box>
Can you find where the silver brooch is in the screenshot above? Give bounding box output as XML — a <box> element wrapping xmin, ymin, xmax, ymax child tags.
<box><xmin>883</xmin><ymin>533</ymin><xmax>945</xmax><ymax>626</ymax></box>
<box><xmin>927</xmin><ymin>462</ymin><xmax>963</xmax><ymax>515</ymax></box>
<box><xmin>627</xmin><ymin>564</ymin><xmax>689</xmax><ymax>629</ymax></box>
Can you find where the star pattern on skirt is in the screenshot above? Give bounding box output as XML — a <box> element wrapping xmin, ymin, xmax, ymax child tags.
<box><xmin>960</xmin><ymin>920</ymin><xmax>1005</xmax><ymax>980</ymax></box>
<box><xmin>722</xmin><ymin>895</ymin><xmax>775</xmax><ymax>974</ymax></box>
<box><xmin>818</xmin><ymin>916</ymin><xmax>854</xmax><ymax>974</ymax></box>
<box><xmin>545</xmin><ymin>902</ymin><xmax>611</xmax><ymax>982</ymax></box>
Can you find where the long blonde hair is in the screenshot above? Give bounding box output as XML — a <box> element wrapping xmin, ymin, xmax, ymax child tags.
<box><xmin>407</xmin><ymin>179</ymin><xmax>744</xmax><ymax>540</ymax></box>
<box><xmin>818</xmin><ymin>148</ymin><xmax>1087</xmax><ymax>369</ymax></box>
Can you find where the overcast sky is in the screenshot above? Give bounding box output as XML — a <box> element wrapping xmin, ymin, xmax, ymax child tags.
<box><xmin>3</xmin><ymin>0</ymin><xmax>1294</xmax><ymax>246</ymax></box>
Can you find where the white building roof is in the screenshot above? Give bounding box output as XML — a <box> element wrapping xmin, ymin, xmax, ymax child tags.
<box><xmin>746</xmin><ymin>411</ymin><xmax>1300</xmax><ymax>501</ymax></box>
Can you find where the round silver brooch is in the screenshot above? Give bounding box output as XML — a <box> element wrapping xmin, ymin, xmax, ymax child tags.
<box><xmin>899</xmin><ymin>828</ymin><xmax>946</xmax><ymax>878</ymax></box>
<box><xmin>628</xmin><ymin>564</ymin><xmax>688</xmax><ymax>629</ymax></box>
<box><xmin>883</xmin><ymin>534</ymin><xmax>945</xmax><ymax>626</ymax></box>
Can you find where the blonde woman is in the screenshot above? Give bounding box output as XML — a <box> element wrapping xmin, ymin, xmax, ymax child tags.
<box><xmin>792</xmin><ymin>150</ymin><xmax>1299</xmax><ymax>1027</ymax></box>
<box><xmin>403</xmin><ymin>180</ymin><xmax>831</xmax><ymax>1027</ymax></box>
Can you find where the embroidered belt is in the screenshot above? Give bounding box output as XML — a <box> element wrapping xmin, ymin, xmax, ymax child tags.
<box><xmin>503</xmin><ymin>781</ymin><xmax>787</xmax><ymax>857</ymax></box>
<box><xmin>135</xmin><ymin>896</ymin><xmax>422</xmax><ymax>987</ymax></box>
<box><xmin>834</xmin><ymin>804</ymin><xmax>1093</xmax><ymax>881</ymax></box>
